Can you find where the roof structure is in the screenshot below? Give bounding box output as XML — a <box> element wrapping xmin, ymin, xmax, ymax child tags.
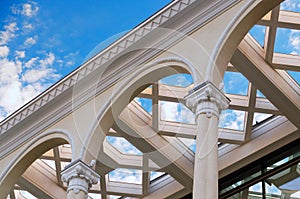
<box><xmin>0</xmin><ymin>0</ymin><xmax>299</xmax><ymax>199</ymax></box>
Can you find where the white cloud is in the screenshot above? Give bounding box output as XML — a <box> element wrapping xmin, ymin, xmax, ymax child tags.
<box><xmin>289</xmin><ymin>29</ymin><xmax>300</xmax><ymax>54</ymax></box>
<box><xmin>39</xmin><ymin>52</ymin><xmax>55</xmax><ymax>67</ymax></box>
<box><xmin>24</xmin><ymin>57</ymin><xmax>39</xmax><ymax>68</ymax></box>
<box><xmin>22</xmin><ymin>68</ymin><xmax>60</xmax><ymax>84</ymax></box>
<box><xmin>23</xmin><ymin>23</ymin><xmax>34</xmax><ymax>33</ymax></box>
<box><xmin>0</xmin><ymin>23</ymin><xmax>18</xmax><ymax>45</ymax></box>
<box><xmin>220</xmin><ymin>110</ymin><xmax>245</xmax><ymax>131</ymax></box>
<box><xmin>15</xmin><ymin>50</ymin><xmax>25</xmax><ymax>58</ymax></box>
<box><xmin>109</xmin><ymin>169</ymin><xmax>142</xmax><ymax>184</ymax></box>
<box><xmin>281</xmin><ymin>0</ymin><xmax>300</xmax><ymax>10</ymax></box>
<box><xmin>0</xmin><ymin>46</ymin><xmax>9</xmax><ymax>58</ymax></box>
<box><xmin>22</xmin><ymin>52</ymin><xmax>60</xmax><ymax>83</ymax></box>
<box><xmin>0</xmin><ymin>58</ymin><xmax>23</xmax><ymax>114</ymax></box>
<box><xmin>0</xmin><ymin>50</ymin><xmax>60</xmax><ymax>119</ymax></box>
<box><xmin>24</xmin><ymin>36</ymin><xmax>37</xmax><ymax>46</ymax></box>
<box><xmin>22</xmin><ymin>3</ymin><xmax>39</xmax><ymax>17</ymax></box>
<box><xmin>161</xmin><ymin>101</ymin><xmax>178</xmax><ymax>122</ymax></box>
<box><xmin>107</xmin><ymin>137</ymin><xmax>141</xmax><ymax>155</ymax></box>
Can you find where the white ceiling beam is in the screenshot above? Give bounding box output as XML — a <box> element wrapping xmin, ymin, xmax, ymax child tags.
<box><xmin>21</xmin><ymin>159</ymin><xmax>66</xmax><ymax>199</ymax></box>
<box><xmin>113</xmin><ymin>103</ymin><xmax>194</xmax><ymax>190</ymax></box>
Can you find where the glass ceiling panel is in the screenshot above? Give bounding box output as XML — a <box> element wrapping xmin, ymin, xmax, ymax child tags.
<box><xmin>108</xmin><ymin>169</ymin><xmax>142</xmax><ymax>184</ymax></box>
<box><xmin>280</xmin><ymin>0</ymin><xmax>300</xmax><ymax>12</ymax></box>
<box><xmin>249</xmin><ymin>25</ymin><xmax>266</xmax><ymax>48</ymax></box>
<box><xmin>88</xmin><ymin>193</ymin><xmax>102</xmax><ymax>199</ymax></box>
<box><xmin>287</xmin><ymin>70</ymin><xmax>300</xmax><ymax>84</ymax></box>
<box><xmin>19</xmin><ymin>190</ymin><xmax>38</xmax><ymax>199</ymax></box>
<box><xmin>256</xmin><ymin>89</ymin><xmax>266</xmax><ymax>98</ymax></box>
<box><xmin>160</xmin><ymin>101</ymin><xmax>195</xmax><ymax>124</ymax></box>
<box><xmin>253</xmin><ymin>112</ymin><xmax>273</xmax><ymax>125</ymax></box>
<box><xmin>219</xmin><ymin>109</ymin><xmax>246</xmax><ymax>131</ymax></box>
<box><xmin>134</xmin><ymin>97</ymin><xmax>152</xmax><ymax>115</ymax></box>
<box><xmin>178</xmin><ymin>137</ymin><xmax>196</xmax><ymax>153</ymax></box>
<box><xmin>275</xmin><ymin>28</ymin><xmax>300</xmax><ymax>55</ymax></box>
<box><xmin>106</xmin><ymin>136</ymin><xmax>142</xmax><ymax>155</ymax></box>
<box><xmin>41</xmin><ymin>159</ymin><xmax>56</xmax><ymax>170</ymax></box>
<box><xmin>223</xmin><ymin>71</ymin><xmax>249</xmax><ymax>96</ymax></box>
<box><xmin>150</xmin><ymin>171</ymin><xmax>166</xmax><ymax>181</ymax></box>
<box><xmin>159</xmin><ymin>74</ymin><xmax>193</xmax><ymax>88</ymax></box>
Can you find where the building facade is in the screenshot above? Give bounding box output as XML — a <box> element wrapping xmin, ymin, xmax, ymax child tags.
<box><xmin>1</xmin><ymin>0</ymin><xmax>300</xmax><ymax>198</ymax></box>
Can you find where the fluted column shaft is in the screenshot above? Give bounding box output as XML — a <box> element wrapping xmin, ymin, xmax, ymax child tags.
<box><xmin>185</xmin><ymin>81</ymin><xmax>230</xmax><ymax>199</ymax></box>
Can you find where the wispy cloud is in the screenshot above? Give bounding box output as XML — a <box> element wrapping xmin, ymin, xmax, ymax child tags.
<box><xmin>160</xmin><ymin>101</ymin><xmax>195</xmax><ymax>124</ymax></box>
<box><xmin>109</xmin><ymin>168</ymin><xmax>142</xmax><ymax>184</ymax></box>
<box><xmin>281</xmin><ymin>0</ymin><xmax>299</xmax><ymax>10</ymax></box>
<box><xmin>24</xmin><ymin>36</ymin><xmax>37</xmax><ymax>47</ymax></box>
<box><xmin>15</xmin><ymin>50</ymin><xmax>25</xmax><ymax>58</ymax></box>
<box><xmin>11</xmin><ymin>1</ymin><xmax>39</xmax><ymax>18</ymax></box>
<box><xmin>0</xmin><ymin>23</ymin><xmax>18</xmax><ymax>45</ymax></box>
<box><xmin>219</xmin><ymin>110</ymin><xmax>245</xmax><ymax>131</ymax></box>
<box><xmin>0</xmin><ymin>46</ymin><xmax>10</xmax><ymax>58</ymax></box>
<box><xmin>107</xmin><ymin>136</ymin><xmax>142</xmax><ymax>155</ymax></box>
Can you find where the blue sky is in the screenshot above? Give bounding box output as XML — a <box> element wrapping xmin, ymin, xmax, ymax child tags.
<box><xmin>0</xmin><ymin>0</ymin><xmax>171</xmax><ymax>121</ymax></box>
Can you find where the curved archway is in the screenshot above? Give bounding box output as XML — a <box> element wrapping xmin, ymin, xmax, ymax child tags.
<box><xmin>209</xmin><ymin>0</ymin><xmax>282</xmax><ymax>83</ymax></box>
<box><xmin>0</xmin><ymin>131</ymin><xmax>70</xmax><ymax>198</ymax></box>
<box><xmin>82</xmin><ymin>57</ymin><xmax>197</xmax><ymax>167</ymax></box>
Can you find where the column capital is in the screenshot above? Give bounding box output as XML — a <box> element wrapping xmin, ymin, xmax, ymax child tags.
<box><xmin>61</xmin><ymin>159</ymin><xmax>99</xmax><ymax>195</ymax></box>
<box><xmin>185</xmin><ymin>81</ymin><xmax>230</xmax><ymax>118</ymax></box>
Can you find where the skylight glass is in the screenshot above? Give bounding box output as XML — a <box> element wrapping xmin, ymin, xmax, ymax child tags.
<box><xmin>160</xmin><ymin>101</ymin><xmax>195</xmax><ymax>124</ymax></box>
<box><xmin>134</xmin><ymin>97</ymin><xmax>152</xmax><ymax>115</ymax></box>
<box><xmin>280</xmin><ymin>0</ymin><xmax>300</xmax><ymax>12</ymax></box>
<box><xmin>223</xmin><ymin>71</ymin><xmax>249</xmax><ymax>96</ymax></box>
<box><xmin>178</xmin><ymin>137</ymin><xmax>196</xmax><ymax>153</ymax></box>
<box><xmin>256</xmin><ymin>89</ymin><xmax>266</xmax><ymax>98</ymax></box>
<box><xmin>150</xmin><ymin>171</ymin><xmax>166</xmax><ymax>181</ymax></box>
<box><xmin>109</xmin><ymin>169</ymin><xmax>142</xmax><ymax>184</ymax></box>
<box><xmin>159</xmin><ymin>74</ymin><xmax>193</xmax><ymax>87</ymax></box>
<box><xmin>275</xmin><ymin>28</ymin><xmax>300</xmax><ymax>55</ymax></box>
<box><xmin>19</xmin><ymin>190</ymin><xmax>38</xmax><ymax>199</ymax></box>
<box><xmin>287</xmin><ymin>70</ymin><xmax>300</xmax><ymax>84</ymax></box>
<box><xmin>106</xmin><ymin>136</ymin><xmax>142</xmax><ymax>155</ymax></box>
<box><xmin>253</xmin><ymin>112</ymin><xmax>273</xmax><ymax>125</ymax></box>
<box><xmin>41</xmin><ymin>159</ymin><xmax>56</xmax><ymax>170</ymax></box>
<box><xmin>219</xmin><ymin>109</ymin><xmax>246</xmax><ymax>131</ymax></box>
<box><xmin>249</xmin><ymin>25</ymin><xmax>266</xmax><ymax>47</ymax></box>
<box><xmin>88</xmin><ymin>193</ymin><xmax>102</xmax><ymax>199</ymax></box>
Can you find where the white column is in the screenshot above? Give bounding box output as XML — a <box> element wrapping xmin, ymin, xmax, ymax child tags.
<box><xmin>185</xmin><ymin>81</ymin><xmax>230</xmax><ymax>199</ymax></box>
<box><xmin>61</xmin><ymin>160</ymin><xmax>99</xmax><ymax>199</ymax></box>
